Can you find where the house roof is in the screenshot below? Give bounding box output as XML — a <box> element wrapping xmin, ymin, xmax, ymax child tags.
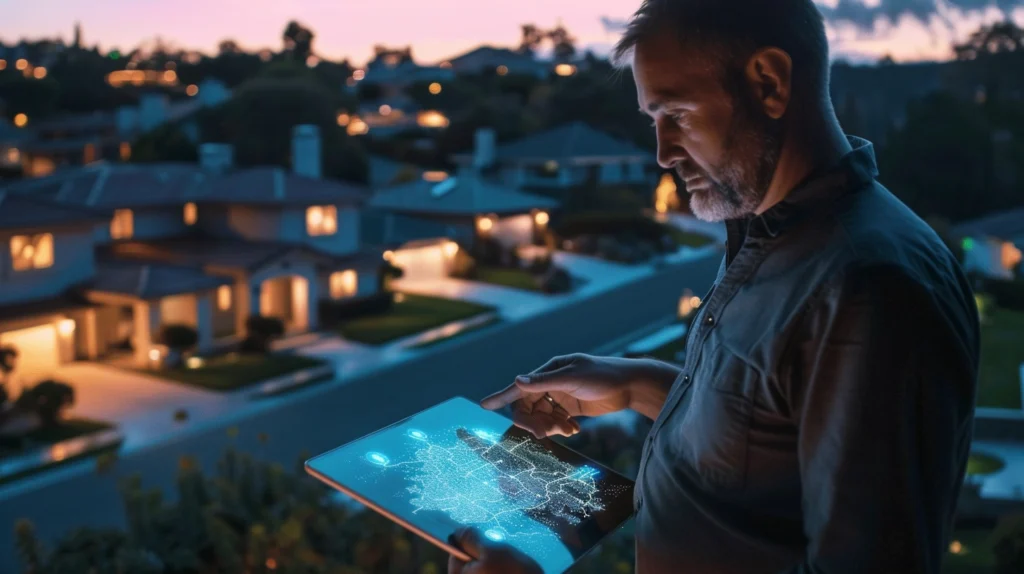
<box><xmin>0</xmin><ymin>190</ymin><xmax>109</xmax><ymax>231</ymax></box>
<box><xmin>446</xmin><ymin>46</ymin><xmax>541</xmax><ymax>67</ymax></box>
<box><xmin>491</xmin><ymin>122</ymin><xmax>653</xmax><ymax>164</ymax></box>
<box><xmin>108</xmin><ymin>238</ymin><xmax>383</xmax><ymax>273</ymax></box>
<box><xmin>0</xmin><ymin>292</ymin><xmax>95</xmax><ymax>323</ymax></box>
<box><xmin>3</xmin><ymin>163</ymin><xmax>370</xmax><ymax>209</ymax></box>
<box><xmin>368</xmin><ymin>172</ymin><xmax>558</xmax><ymax>217</ymax></box>
<box><xmin>953</xmin><ymin>207</ymin><xmax>1024</xmax><ymax>241</ymax></box>
<box><xmin>91</xmin><ymin>258</ymin><xmax>232</xmax><ymax>300</ymax></box>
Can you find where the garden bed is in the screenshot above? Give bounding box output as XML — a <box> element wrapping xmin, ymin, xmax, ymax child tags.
<box><xmin>967</xmin><ymin>452</ymin><xmax>1006</xmax><ymax>476</ymax></box>
<box><xmin>473</xmin><ymin>266</ymin><xmax>543</xmax><ymax>291</ymax></box>
<box><xmin>147</xmin><ymin>353</ymin><xmax>329</xmax><ymax>392</ymax></box>
<box><xmin>338</xmin><ymin>294</ymin><xmax>495</xmax><ymax>345</ymax></box>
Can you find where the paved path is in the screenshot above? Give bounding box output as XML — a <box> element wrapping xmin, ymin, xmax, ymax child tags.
<box><xmin>390</xmin><ymin>277</ymin><xmax>552</xmax><ymax>319</ymax></box>
<box><xmin>0</xmin><ymin>250</ymin><xmax>723</xmax><ymax>570</ymax></box>
<box><xmin>972</xmin><ymin>440</ymin><xmax>1024</xmax><ymax>499</ymax></box>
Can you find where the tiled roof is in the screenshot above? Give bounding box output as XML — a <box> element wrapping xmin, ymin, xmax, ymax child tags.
<box><xmin>91</xmin><ymin>258</ymin><xmax>232</xmax><ymax>299</ymax></box>
<box><xmin>953</xmin><ymin>207</ymin><xmax>1024</xmax><ymax>241</ymax></box>
<box><xmin>4</xmin><ymin>163</ymin><xmax>370</xmax><ymax>209</ymax></box>
<box><xmin>482</xmin><ymin>122</ymin><xmax>653</xmax><ymax>164</ymax></box>
<box><xmin>368</xmin><ymin>172</ymin><xmax>558</xmax><ymax>216</ymax></box>
<box><xmin>0</xmin><ymin>191</ymin><xmax>109</xmax><ymax>230</ymax></box>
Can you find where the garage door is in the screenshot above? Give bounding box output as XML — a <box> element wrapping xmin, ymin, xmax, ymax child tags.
<box><xmin>391</xmin><ymin>245</ymin><xmax>447</xmax><ymax>282</ymax></box>
<box><xmin>0</xmin><ymin>324</ymin><xmax>60</xmax><ymax>388</ymax></box>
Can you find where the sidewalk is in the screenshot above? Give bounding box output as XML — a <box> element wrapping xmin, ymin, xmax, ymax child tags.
<box><xmin>973</xmin><ymin>439</ymin><xmax>1024</xmax><ymax>500</ymax></box>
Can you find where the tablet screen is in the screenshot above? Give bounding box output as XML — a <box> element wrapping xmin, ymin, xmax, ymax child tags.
<box><xmin>306</xmin><ymin>396</ymin><xmax>635</xmax><ymax>573</ymax></box>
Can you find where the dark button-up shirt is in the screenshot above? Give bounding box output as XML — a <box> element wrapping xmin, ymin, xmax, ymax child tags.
<box><xmin>634</xmin><ymin>137</ymin><xmax>980</xmax><ymax>573</ymax></box>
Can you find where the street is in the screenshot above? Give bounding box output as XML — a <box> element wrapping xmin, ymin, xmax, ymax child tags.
<box><xmin>0</xmin><ymin>252</ymin><xmax>721</xmax><ymax>570</ymax></box>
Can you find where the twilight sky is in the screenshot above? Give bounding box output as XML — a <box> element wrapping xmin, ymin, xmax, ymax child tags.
<box><xmin>2</xmin><ymin>0</ymin><xmax>1024</xmax><ymax>64</ymax></box>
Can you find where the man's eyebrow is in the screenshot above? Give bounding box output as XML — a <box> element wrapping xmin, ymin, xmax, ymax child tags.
<box><xmin>641</xmin><ymin>101</ymin><xmax>663</xmax><ymax>115</ymax></box>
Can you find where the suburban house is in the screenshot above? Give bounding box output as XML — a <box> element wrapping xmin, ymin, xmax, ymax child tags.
<box><xmin>365</xmin><ymin>132</ymin><xmax>558</xmax><ymax>281</ymax></box>
<box><xmin>348</xmin><ymin>46</ymin><xmax>454</xmax><ymax>95</ymax></box>
<box><xmin>954</xmin><ymin>207</ymin><xmax>1024</xmax><ymax>280</ymax></box>
<box><xmin>443</xmin><ymin>46</ymin><xmax>552</xmax><ymax>78</ymax></box>
<box><xmin>0</xmin><ymin>125</ymin><xmax>385</xmax><ymax>377</ymax></box>
<box><xmin>452</xmin><ymin>122</ymin><xmax>657</xmax><ymax>193</ymax></box>
<box><xmin>349</xmin><ymin>93</ymin><xmax>450</xmax><ymax>138</ymax></box>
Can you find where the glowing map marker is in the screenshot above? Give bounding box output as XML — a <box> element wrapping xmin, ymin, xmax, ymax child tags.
<box><xmin>484</xmin><ymin>529</ymin><xmax>505</xmax><ymax>542</ymax></box>
<box><xmin>365</xmin><ymin>451</ymin><xmax>390</xmax><ymax>466</ymax></box>
<box><xmin>472</xmin><ymin>429</ymin><xmax>498</xmax><ymax>443</ymax></box>
<box><xmin>408</xmin><ymin>429</ymin><xmax>428</xmax><ymax>441</ymax></box>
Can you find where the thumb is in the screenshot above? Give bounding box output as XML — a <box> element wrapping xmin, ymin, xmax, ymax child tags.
<box><xmin>515</xmin><ymin>365</ymin><xmax>577</xmax><ymax>393</ymax></box>
<box><xmin>450</xmin><ymin>527</ymin><xmax>486</xmax><ymax>559</ymax></box>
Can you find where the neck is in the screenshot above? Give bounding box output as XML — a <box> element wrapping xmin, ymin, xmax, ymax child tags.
<box><xmin>755</xmin><ymin>106</ymin><xmax>852</xmax><ymax>215</ymax></box>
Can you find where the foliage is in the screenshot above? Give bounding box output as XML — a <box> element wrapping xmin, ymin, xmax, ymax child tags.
<box><xmin>0</xmin><ymin>72</ymin><xmax>60</xmax><ymax>121</ymax></box>
<box><xmin>954</xmin><ymin>21</ymin><xmax>1023</xmax><ymax>60</ymax></box>
<box><xmin>282</xmin><ymin>20</ymin><xmax>315</xmax><ymax>62</ymax></box>
<box><xmin>159</xmin><ymin>324</ymin><xmax>199</xmax><ymax>352</ymax></box>
<box><xmin>242</xmin><ymin>316</ymin><xmax>286</xmax><ymax>354</ymax></box>
<box><xmin>976</xmin><ymin>306</ymin><xmax>1024</xmax><ymax>409</ymax></box>
<box><xmin>14</xmin><ymin>380</ymin><xmax>75</xmax><ymax>427</ymax></box>
<box><xmin>976</xmin><ymin>277</ymin><xmax>1024</xmax><ymax>313</ymax></box>
<box><xmin>539</xmin><ymin>267</ymin><xmax>573</xmax><ymax>294</ymax></box>
<box><xmin>320</xmin><ymin>292</ymin><xmax>395</xmax><ymax>325</ymax></box>
<box><xmin>14</xmin><ymin>448</ymin><xmax>450</xmax><ymax>574</ymax></box>
<box><xmin>131</xmin><ymin>123</ymin><xmax>199</xmax><ymax>163</ymax></box>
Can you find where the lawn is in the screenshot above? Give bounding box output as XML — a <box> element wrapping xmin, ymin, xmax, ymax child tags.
<box><xmin>151</xmin><ymin>353</ymin><xmax>329</xmax><ymax>392</ymax></box>
<box><xmin>978</xmin><ymin>307</ymin><xmax>1024</xmax><ymax>409</ymax></box>
<box><xmin>408</xmin><ymin>315</ymin><xmax>503</xmax><ymax>350</ymax></box>
<box><xmin>967</xmin><ymin>452</ymin><xmax>1006</xmax><ymax>476</ymax></box>
<box><xmin>0</xmin><ymin>419</ymin><xmax>120</xmax><ymax>486</ymax></box>
<box><xmin>667</xmin><ymin>225</ymin><xmax>716</xmax><ymax>248</ymax></box>
<box><xmin>943</xmin><ymin>529</ymin><xmax>996</xmax><ymax>574</ymax></box>
<box><xmin>473</xmin><ymin>266</ymin><xmax>540</xmax><ymax>291</ymax></box>
<box><xmin>338</xmin><ymin>294</ymin><xmax>495</xmax><ymax>345</ymax></box>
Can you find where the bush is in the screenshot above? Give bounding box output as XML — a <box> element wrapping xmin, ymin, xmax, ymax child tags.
<box><xmin>449</xmin><ymin>248</ymin><xmax>478</xmax><ymax>280</ymax></box>
<box><xmin>159</xmin><ymin>324</ymin><xmax>198</xmax><ymax>352</ymax></box>
<box><xmin>555</xmin><ymin>212</ymin><xmax>672</xmax><ymax>246</ymax></box>
<box><xmin>527</xmin><ymin>254</ymin><xmax>553</xmax><ymax>275</ymax></box>
<box><xmin>319</xmin><ymin>292</ymin><xmax>394</xmax><ymax>325</ymax></box>
<box><xmin>241</xmin><ymin>315</ymin><xmax>286</xmax><ymax>354</ymax></box>
<box><xmin>470</xmin><ymin>237</ymin><xmax>503</xmax><ymax>266</ymax></box>
<box><xmin>539</xmin><ymin>267</ymin><xmax>573</xmax><ymax>294</ymax></box>
<box><xmin>15</xmin><ymin>380</ymin><xmax>74</xmax><ymax>427</ymax></box>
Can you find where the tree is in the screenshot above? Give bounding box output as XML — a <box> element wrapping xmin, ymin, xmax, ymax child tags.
<box><xmin>954</xmin><ymin>21</ymin><xmax>1024</xmax><ymax>60</ymax></box>
<box><xmin>518</xmin><ymin>24</ymin><xmax>545</xmax><ymax>55</ymax></box>
<box><xmin>218</xmin><ymin>39</ymin><xmax>242</xmax><ymax>56</ymax></box>
<box><xmin>282</xmin><ymin>20</ymin><xmax>315</xmax><ymax>63</ymax></box>
<box><xmin>548</xmin><ymin>24</ymin><xmax>577</xmax><ymax>62</ymax></box>
<box><xmin>131</xmin><ymin>123</ymin><xmax>199</xmax><ymax>163</ymax></box>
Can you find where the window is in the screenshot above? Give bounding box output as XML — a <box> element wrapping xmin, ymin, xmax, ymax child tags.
<box><xmin>217</xmin><ymin>285</ymin><xmax>232</xmax><ymax>310</ymax></box>
<box><xmin>110</xmin><ymin>209</ymin><xmax>134</xmax><ymax>240</ymax></box>
<box><xmin>330</xmin><ymin>270</ymin><xmax>358</xmax><ymax>299</ymax></box>
<box><xmin>10</xmin><ymin>233</ymin><xmax>54</xmax><ymax>271</ymax></box>
<box><xmin>306</xmin><ymin>205</ymin><xmax>338</xmax><ymax>236</ymax></box>
<box><xmin>183</xmin><ymin>202</ymin><xmax>197</xmax><ymax>225</ymax></box>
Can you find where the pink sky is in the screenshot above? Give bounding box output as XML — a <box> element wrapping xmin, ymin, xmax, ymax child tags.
<box><xmin>3</xmin><ymin>0</ymin><xmax>1023</xmax><ymax>65</ymax></box>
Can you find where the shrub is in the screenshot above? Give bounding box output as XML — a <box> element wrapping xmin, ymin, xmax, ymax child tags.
<box><xmin>555</xmin><ymin>212</ymin><xmax>671</xmax><ymax>246</ymax></box>
<box><xmin>319</xmin><ymin>292</ymin><xmax>394</xmax><ymax>325</ymax></box>
<box><xmin>540</xmin><ymin>267</ymin><xmax>573</xmax><ymax>294</ymax></box>
<box><xmin>449</xmin><ymin>248</ymin><xmax>477</xmax><ymax>279</ymax></box>
<box><xmin>15</xmin><ymin>380</ymin><xmax>74</xmax><ymax>427</ymax></box>
<box><xmin>527</xmin><ymin>254</ymin><xmax>553</xmax><ymax>275</ymax></box>
<box><xmin>470</xmin><ymin>236</ymin><xmax>503</xmax><ymax>266</ymax></box>
<box><xmin>241</xmin><ymin>315</ymin><xmax>286</xmax><ymax>354</ymax></box>
<box><xmin>159</xmin><ymin>324</ymin><xmax>198</xmax><ymax>352</ymax></box>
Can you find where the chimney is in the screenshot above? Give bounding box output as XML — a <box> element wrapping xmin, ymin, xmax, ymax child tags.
<box><xmin>199</xmin><ymin>143</ymin><xmax>233</xmax><ymax>173</ymax></box>
<box><xmin>472</xmin><ymin>128</ymin><xmax>496</xmax><ymax>170</ymax></box>
<box><xmin>292</xmin><ymin>124</ymin><xmax>321</xmax><ymax>179</ymax></box>
<box><xmin>138</xmin><ymin>93</ymin><xmax>169</xmax><ymax>132</ymax></box>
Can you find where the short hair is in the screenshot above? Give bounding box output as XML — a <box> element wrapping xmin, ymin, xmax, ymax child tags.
<box><xmin>612</xmin><ymin>0</ymin><xmax>831</xmax><ymax>100</ymax></box>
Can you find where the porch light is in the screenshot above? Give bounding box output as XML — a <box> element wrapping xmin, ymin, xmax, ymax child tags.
<box><xmin>443</xmin><ymin>241</ymin><xmax>459</xmax><ymax>258</ymax></box>
<box><xmin>554</xmin><ymin>63</ymin><xmax>576</xmax><ymax>77</ymax></box>
<box><xmin>534</xmin><ymin>211</ymin><xmax>550</xmax><ymax>226</ymax></box>
<box><xmin>477</xmin><ymin>216</ymin><xmax>494</xmax><ymax>234</ymax></box>
<box><xmin>429</xmin><ymin>82</ymin><xmax>442</xmax><ymax>94</ymax></box>
<box><xmin>57</xmin><ymin>319</ymin><xmax>76</xmax><ymax>336</ymax></box>
<box><xmin>186</xmin><ymin>356</ymin><xmax>204</xmax><ymax>369</ymax></box>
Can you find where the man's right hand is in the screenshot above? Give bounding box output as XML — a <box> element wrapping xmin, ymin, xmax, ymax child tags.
<box><xmin>481</xmin><ymin>354</ymin><xmax>647</xmax><ymax>439</ymax></box>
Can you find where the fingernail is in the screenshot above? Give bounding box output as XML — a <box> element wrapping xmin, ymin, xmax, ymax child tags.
<box><xmin>516</xmin><ymin>375</ymin><xmax>531</xmax><ymax>384</ymax></box>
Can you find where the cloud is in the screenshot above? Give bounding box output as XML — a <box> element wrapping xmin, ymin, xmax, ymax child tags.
<box><xmin>817</xmin><ymin>0</ymin><xmax>1023</xmax><ymax>32</ymax></box>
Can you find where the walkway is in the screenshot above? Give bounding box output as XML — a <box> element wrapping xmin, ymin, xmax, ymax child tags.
<box><xmin>973</xmin><ymin>439</ymin><xmax>1024</xmax><ymax>500</ymax></box>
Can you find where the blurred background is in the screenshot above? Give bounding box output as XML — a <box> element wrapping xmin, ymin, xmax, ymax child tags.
<box><xmin>0</xmin><ymin>1</ymin><xmax>1023</xmax><ymax>572</ymax></box>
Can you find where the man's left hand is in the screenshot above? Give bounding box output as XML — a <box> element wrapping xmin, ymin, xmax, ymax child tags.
<box><xmin>447</xmin><ymin>527</ymin><xmax>544</xmax><ymax>574</ymax></box>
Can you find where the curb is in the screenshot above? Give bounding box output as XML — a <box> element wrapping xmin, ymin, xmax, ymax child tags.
<box><xmin>400</xmin><ymin>312</ymin><xmax>502</xmax><ymax>349</ymax></box>
<box><xmin>0</xmin><ymin>428</ymin><xmax>124</xmax><ymax>483</ymax></box>
<box><xmin>250</xmin><ymin>364</ymin><xmax>336</xmax><ymax>398</ymax></box>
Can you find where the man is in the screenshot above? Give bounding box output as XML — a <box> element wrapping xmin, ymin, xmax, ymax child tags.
<box><xmin>448</xmin><ymin>0</ymin><xmax>980</xmax><ymax>572</ymax></box>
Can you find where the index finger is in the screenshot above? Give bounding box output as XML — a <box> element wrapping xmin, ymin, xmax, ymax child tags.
<box><xmin>481</xmin><ymin>383</ymin><xmax>523</xmax><ymax>411</ymax></box>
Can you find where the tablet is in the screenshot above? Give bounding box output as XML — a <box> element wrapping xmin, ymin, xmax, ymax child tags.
<box><xmin>305</xmin><ymin>396</ymin><xmax>635</xmax><ymax>574</ymax></box>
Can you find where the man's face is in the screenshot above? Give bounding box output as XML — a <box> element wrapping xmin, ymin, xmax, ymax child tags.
<box><xmin>634</xmin><ymin>31</ymin><xmax>784</xmax><ymax>222</ymax></box>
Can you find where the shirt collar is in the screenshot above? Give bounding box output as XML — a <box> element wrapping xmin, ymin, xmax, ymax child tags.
<box><xmin>740</xmin><ymin>136</ymin><xmax>879</xmax><ymax>239</ymax></box>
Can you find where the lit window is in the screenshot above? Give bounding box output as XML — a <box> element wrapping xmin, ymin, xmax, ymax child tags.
<box><xmin>83</xmin><ymin>143</ymin><xmax>97</xmax><ymax>164</ymax></box>
<box><xmin>10</xmin><ymin>233</ymin><xmax>54</xmax><ymax>271</ymax></box>
<box><xmin>217</xmin><ymin>285</ymin><xmax>232</xmax><ymax>310</ymax></box>
<box><xmin>183</xmin><ymin>202</ymin><xmax>197</xmax><ymax>225</ymax></box>
<box><xmin>120</xmin><ymin>141</ymin><xmax>131</xmax><ymax>160</ymax></box>
<box><xmin>330</xmin><ymin>270</ymin><xmax>358</xmax><ymax>299</ymax></box>
<box><xmin>110</xmin><ymin>209</ymin><xmax>134</xmax><ymax>240</ymax></box>
<box><xmin>306</xmin><ymin>205</ymin><xmax>338</xmax><ymax>236</ymax></box>
<box><xmin>1002</xmin><ymin>242</ymin><xmax>1022</xmax><ymax>270</ymax></box>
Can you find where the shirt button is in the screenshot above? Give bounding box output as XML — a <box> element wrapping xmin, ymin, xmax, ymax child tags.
<box><xmin>683</xmin><ymin>375</ymin><xmax>690</xmax><ymax>383</ymax></box>
<box><xmin>705</xmin><ymin>314</ymin><xmax>715</xmax><ymax>326</ymax></box>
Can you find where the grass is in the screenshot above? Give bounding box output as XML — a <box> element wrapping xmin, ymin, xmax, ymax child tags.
<box><xmin>943</xmin><ymin>529</ymin><xmax>996</xmax><ymax>574</ymax></box>
<box><xmin>978</xmin><ymin>307</ymin><xmax>1024</xmax><ymax>409</ymax></box>
<box><xmin>666</xmin><ymin>225</ymin><xmax>716</xmax><ymax>248</ymax></box>
<box><xmin>408</xmin><ymin>315</ymin><xmax>503</xmax><ymax>350</ymax></box>
<box><xmin>0</xmin><ymin>419</ymin><xmax>120</xmax><ymax>486</ymax></box>
<box><xmin>338</xmin><ymin>294</ymin><xmax>495</xmax><ymax>345</ymax></box>
<box><xmin>473</xmin><ymin>266</ymin><xmax>541</xmax><ymax>291</ymax></box>
<box><xmin>967</xmin><ymin>452</ymin><xmax>1007</xmax><ymax>476</ymax></box>
<box><xmin>150</xmin><ymin>353</ymin><xmax>329</xmax><ymax>392</ymax></box>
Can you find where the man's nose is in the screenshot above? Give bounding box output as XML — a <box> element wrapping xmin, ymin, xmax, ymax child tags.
<box><xmin>655</xmin><ymin>124</ymin><xmax>687</xmax><ymax>170</ymax></box>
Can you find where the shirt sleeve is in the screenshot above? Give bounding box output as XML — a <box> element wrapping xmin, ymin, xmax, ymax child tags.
<box><xmin>781</xmin><ymin>264</ymin><xmax>977</xmax><ymax>574</ymax></box>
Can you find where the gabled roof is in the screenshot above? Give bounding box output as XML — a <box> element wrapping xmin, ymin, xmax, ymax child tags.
<box><xmin>953</xmin><ymin>207</ymin><xmax>1024</xmax><ymax>241</ymax></box>
<box><xmin>91</xmin><ymin>258</ymin><xmax>232</xmax><ymax>299</ymax></box>
<box><xmin>0</xmin><ymin>190</ymin><xmax>109</xmax><ymax>231</ymax></box>
<box><xmin>368</xmin><ymin>172</ymin><xmax>558</xmax><ymax>217</ymax></box>
<box><xmin>487</xmin><ymin>122</ymin><xmax>654</xmax><ymax>164</ymax></box>
<box><xmin>446</xmin><ymin>45</ymin><xmax>540</xmax><ymax>66</ymax></box>
<box><xmin>4</xmin><ymin>163</ymin><xmax>370</xmax><ymax>209</ymax></box>
<box><xmin>109</xmin><ymin>238</ymin><xmax>383</xmax><ymax>273</ymax></box>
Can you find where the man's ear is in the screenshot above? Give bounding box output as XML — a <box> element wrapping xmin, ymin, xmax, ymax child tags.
<box><xmin>744</xmin><ymin>47</ymin><xmax>792</xmax><ymax>119</ymax></box>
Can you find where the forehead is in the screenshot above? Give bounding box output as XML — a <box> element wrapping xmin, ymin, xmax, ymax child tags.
<box><xmin>631</xmin><ymin>31</ymin><xmax>725</xmax><ymax>107</ymax></box>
